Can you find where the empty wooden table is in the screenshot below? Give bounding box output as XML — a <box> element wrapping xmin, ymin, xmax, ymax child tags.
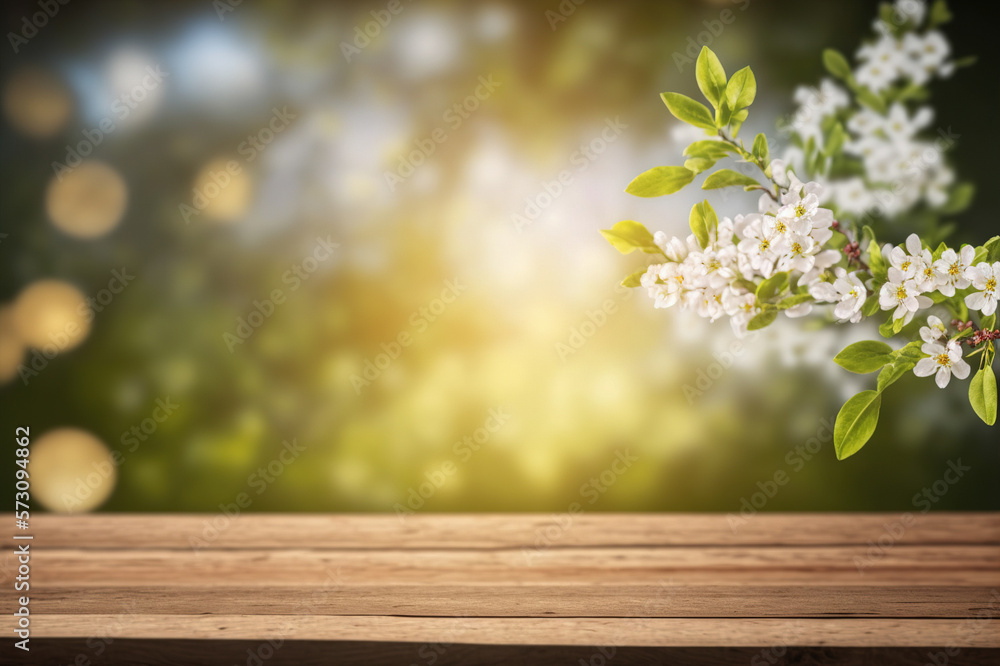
<box><xmin>4</xmin><ymin>513</ymin><xmax>999</xmax><ymax>664</ymax></box>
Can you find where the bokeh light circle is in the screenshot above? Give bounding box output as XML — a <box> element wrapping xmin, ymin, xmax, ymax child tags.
<box><xmin>46</xmin><ymin>160</ymin><xmax>128</xmax><ymax>238</ymax></box>
<box><xmin>191</xmin><ymin>157</ymin><xmax>253</xmax><ymax>223</ymax></box>
<box><xmin>28</xmin><ymin>429</ymin><xmax>117</xmax><ymax>514</ymax></box>
<box><xmin>0</xmin><ymin>306</ymin><xmax>25</xmax><ymax>384</ymax></box>
<box><xmin>2</xmin><ymin>68</ymin><xmax>72</xmax><ymax>138</ymax></box>
<box><xmin>13</xmin><ymin>280</ymin><xmax>91</xmax><ymax>352</ymax></box>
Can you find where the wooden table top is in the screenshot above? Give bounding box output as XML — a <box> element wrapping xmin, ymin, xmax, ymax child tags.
<box><xmin>4</xmin><ymin>512</ymin><xmax>999</xmax><ymax>662</ymax></box>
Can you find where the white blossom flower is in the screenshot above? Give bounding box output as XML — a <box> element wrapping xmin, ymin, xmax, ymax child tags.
<box><xmin>893</xmin><ymin>0</ymin><xmax>926</xmax><ymax>27</ymax></box>
<box><xmin>882</xmin><ymin>103</ymin><xmax>933</xmax><ymax>144</ymax></box>
<box><xmin>880</xmin><ymin>267</ymin><xmax>931</xmax><ymax>321</ymax></box>
<box><xmin>855</xmin><ymin>39</ymin><xmax>903</xmax><ymax>92</ymax></box>
<box><xmin>902</xmin><ymin>30</ymin><xmax>951</xmax><ymax>83</ymax></box>
<box><xmin>913</xmin><ymin>340</ymin><xmax>970</xmax><ymax>389</ymax></box>
<box><xmin>886</xmin><ymin>234</ymin><xmax>926</xmax><ymax>280</ymax></box>
<box><xmin>736</xmin><ymin>216</ymin><xmax>785</xmax><ymax>277</ymax></box>
<box><xmin>723</xmin><ymin>289</ymin><xmax>757</xmax><ymax>338</ymax></box>
<box><xmin>964</xmin><ymin>261</ymin><xmax>1000</xmax><ymax>316</ymax></box>
<box><xmin>931</xmin><ymin>245</ymin><xmax>974</xmax><ymax>296</ymax></box>
<box><xmin>809</xmin><ymin>268</ymin><xmax>866</xmax><ymax>323</ymax></box>
<box><xmin>919</xmin><ymin>314</ymin><xmax>948</xmax><ymax>343</ymax></box>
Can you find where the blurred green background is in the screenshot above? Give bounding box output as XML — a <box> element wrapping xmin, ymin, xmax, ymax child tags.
<box><xmin>1</xmin><ymin>0</ymin><xmax>997</xmax><ymax>513</ymax></box>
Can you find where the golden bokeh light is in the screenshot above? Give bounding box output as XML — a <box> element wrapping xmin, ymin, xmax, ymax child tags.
<box><xmin>13</xmin><ymin>280</ymin><xmax>91</xmax><ymax>352</ymax></box>
<box><xmin>28</xmin><ymin>428</ymin><xmax>118</xmax><ymax>514</ymax></box>
<box><xmin>0</xmin><ymin>306</ymin><xmax>25</xmax><ymax>384</ymax></box>
<box><xmin>2</xmin><ymin>68</ymin><xmax>73</xmax><ymax>139</ymax></box>
<box><xmin>190</xmin><ymin>158</ymin><xmax>253</xmax><ymax>223</ymax></box>
<box><xmin>46</xmin><ymin>160</ymin><xmax>128</xmax><ymax>238</ymax></box>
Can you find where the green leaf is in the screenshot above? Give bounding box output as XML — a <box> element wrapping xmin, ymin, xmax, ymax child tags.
<box><xmin>928</xmin><ymin>0</ymin><xmax>952</xmax><ymax>28</ymax></box>
<box><xmin>941</xmin><ymin>183</ymin><xmax>975</xmax><ymax>214</ymax></box>
<box><xmin>683</xmin><ymin>140</ymin><xmax>734</xmax><ymax>159</ymax></box>
<box><xmin>752</xmin><ymin>133</ymin><xmax>769</xmax><ymax>164</ymax></box>
<box><xmin>684</xmin><ymin>156</ymin><xmax>717</xmax><ymax>174</ymax></box>
<box><xmin>600</xmin><ymin>220</ymin><xmax>658</xmax><ymax>255</ymax></box>
<box><xmin>822</xmin><ymin>49</ymin><xmax>852</xmax><ymax>81</ymax></box>
<box><xmin>747</xmin><ymin>310</ymin><xmax>777</xmax><ymax>331</ymax></box>
<box><xmin>625</xmin><ymin>166</ymin><xmax>696</xmax><ymax>198</ymax></box>
<box><xmin>982</xmin><ymin>236</ymin><xmax>1000</xmax><ymax>263</ymax></box>
<box><xmin>756</xmin><ymin>272</ymin><xmax>789</xmax><ymax>303</ymax></box>
<box><xmin>688</xmin><ymin>200</ymin><xmax>718</xmax><ymax>249</ymax></box>
<box><xmin>825</xmin><ymin>122</ymin><xmax>845</xmax><ymax>155</ymax></box>
<box><xmin>702</xmin><ymin>169</ymin><xmax>760</xmax><ymax>190</ymax></box>
<box><xmin>835</xmin><ymin>390</ymin><xmax>882</xmax><ymax>460</ymax></box>
<box><xmin>878</xmin><ymin>317</ymin><xmax>896</xmax><ymax>338</ymax></box>
<box><xmin>855</xmin><ymin>87</ymin><xmax>887</xmax><ymax>114</ymax></box>
<box><xmin>864</xmin><ymin>228</ymin><xmax>888</xmax><ymax>282</ymax></box>
<box><xmin>661</xmin><ymin>92</ymin><xmax>717</xmax><ymax>130</ymax></box>
<box><xmin>620</xmin><ymin>268</ymin><xmax>647</xmax><ymax>288</ymax></box>
<box><xmin>876</xmin><ymin>355</ymin><xmax>919</xmax><ymax>393</ymax></box>
<box><xmin>696</xmin><ymin>46</ymin><xmax>727</xmax><ymax>109</ymax></box>
<box><xmin>777</xmin><ymin>293</ymin><xmax>813</xmax><ymax>310</ymax></box>
<box><xmin>862</xmin><ymin>293</ymin><xmax>881</xmax><ymax>317</ymax></box>
<box><xmin>729</xmin><ymin>108</ymin><xmax>749</xmax><ymax>137</ymax></box>
<box><xmin>982</xmin><ymin>314</ymin><xmax>997</xmax><ymax>331</ymax></box>
<box><xmin>970</xmin><ymin>366</ymin><xmax>998</xmax><ymax>426</ymax></box>
<box><xmin>725</xmin><ymin>66</ymin><xmax>757</xmax><ymax>112</ymax></box>
<box><xmin>834</xmin><ymin>341</ymin><xmax>895</xmax><ymax>374</ymax></box>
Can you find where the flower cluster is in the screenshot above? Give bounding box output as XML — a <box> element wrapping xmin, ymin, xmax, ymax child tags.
<box><xmin>606</xmin><ymin>0</ymin><xmax>997</xmax><ymax>459</ymax></box>
<box><xmin>639</xmin><ymin>173</ymin><xmax>843</xmax><ymax>337</ymax></box>
<box><xmin>783</xmin><ymin>0</ymin><xmax>961</xmax><ymax>219</ymax></box>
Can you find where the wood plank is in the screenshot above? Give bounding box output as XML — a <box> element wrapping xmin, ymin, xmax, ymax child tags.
<box><xmin>28</xmin><ymin>585</ymin><xmax>1000</xmax><ymax>618</ymax></box>
<box><xmin>18</xmin><ymin>512</ymin><xmax>1000</xmax><ymax>549</ymax></box>
<box><xmin>16</xmin><ymin>615</ymin><xmax>1000</xmax><ymax>647</ymax></box>
<box><xmin>31</xmin><ymin>546</ymin><xmax>1000</xmax><ymax>586</ymax></box>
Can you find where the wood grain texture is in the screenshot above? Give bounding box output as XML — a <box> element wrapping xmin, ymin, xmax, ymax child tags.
<box><xmin>3</xmin><ymin>513</ymin><xmax>998</xmax><ymax>649</ymax></box>
<box><xmin>22</xmin><ymin>512</ymin><xmax>1000</xmax><ymax>548</ymax></box>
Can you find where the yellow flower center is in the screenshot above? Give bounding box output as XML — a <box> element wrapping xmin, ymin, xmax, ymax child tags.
<box><xmin>948</xmin><ymin>262</ymin><xmax>962</xmax><ymax>276</ymax></box>
<box><xmin>759</xmin><ymin>239</ymin><xmax>770</xmax><ymax>251</ymax></box>
<box><xmin>794</xmin><ymin>204</ymin><xmax>806</xmax><ymax>217</ymax></box>
<box><xmin>987</xmin><ymin>277</ymin><xmax>997</xmax><ymax>292</ymax></box>
<box><xmin>895</xmin><ymin>285</ymin><xmax>907</xmax><ymax>300</ymax></box>
<box><xmin>774</xmin><ymin>221</ymin><xmax>787</xmax><ymax>234</ymax></box>
<box><xmin>791</xmin><ymin>243</ymin><xmax>803</xmax><ymax>255</ymax></box>
<box><xmin>934</xmin><ymin>353</ymin><xmax>951</xmax><ymax>368</ymax></box>
<box><xmin>901</xmin><ymin>260</ymin><xmax>911</xmax><ymax>271</ymax></box>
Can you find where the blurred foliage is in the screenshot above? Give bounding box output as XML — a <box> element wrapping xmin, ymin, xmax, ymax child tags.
<box><xmin>0</xmin><ymin>0</ymin><xmax>997</xmax><ymax>513</ymax></box>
